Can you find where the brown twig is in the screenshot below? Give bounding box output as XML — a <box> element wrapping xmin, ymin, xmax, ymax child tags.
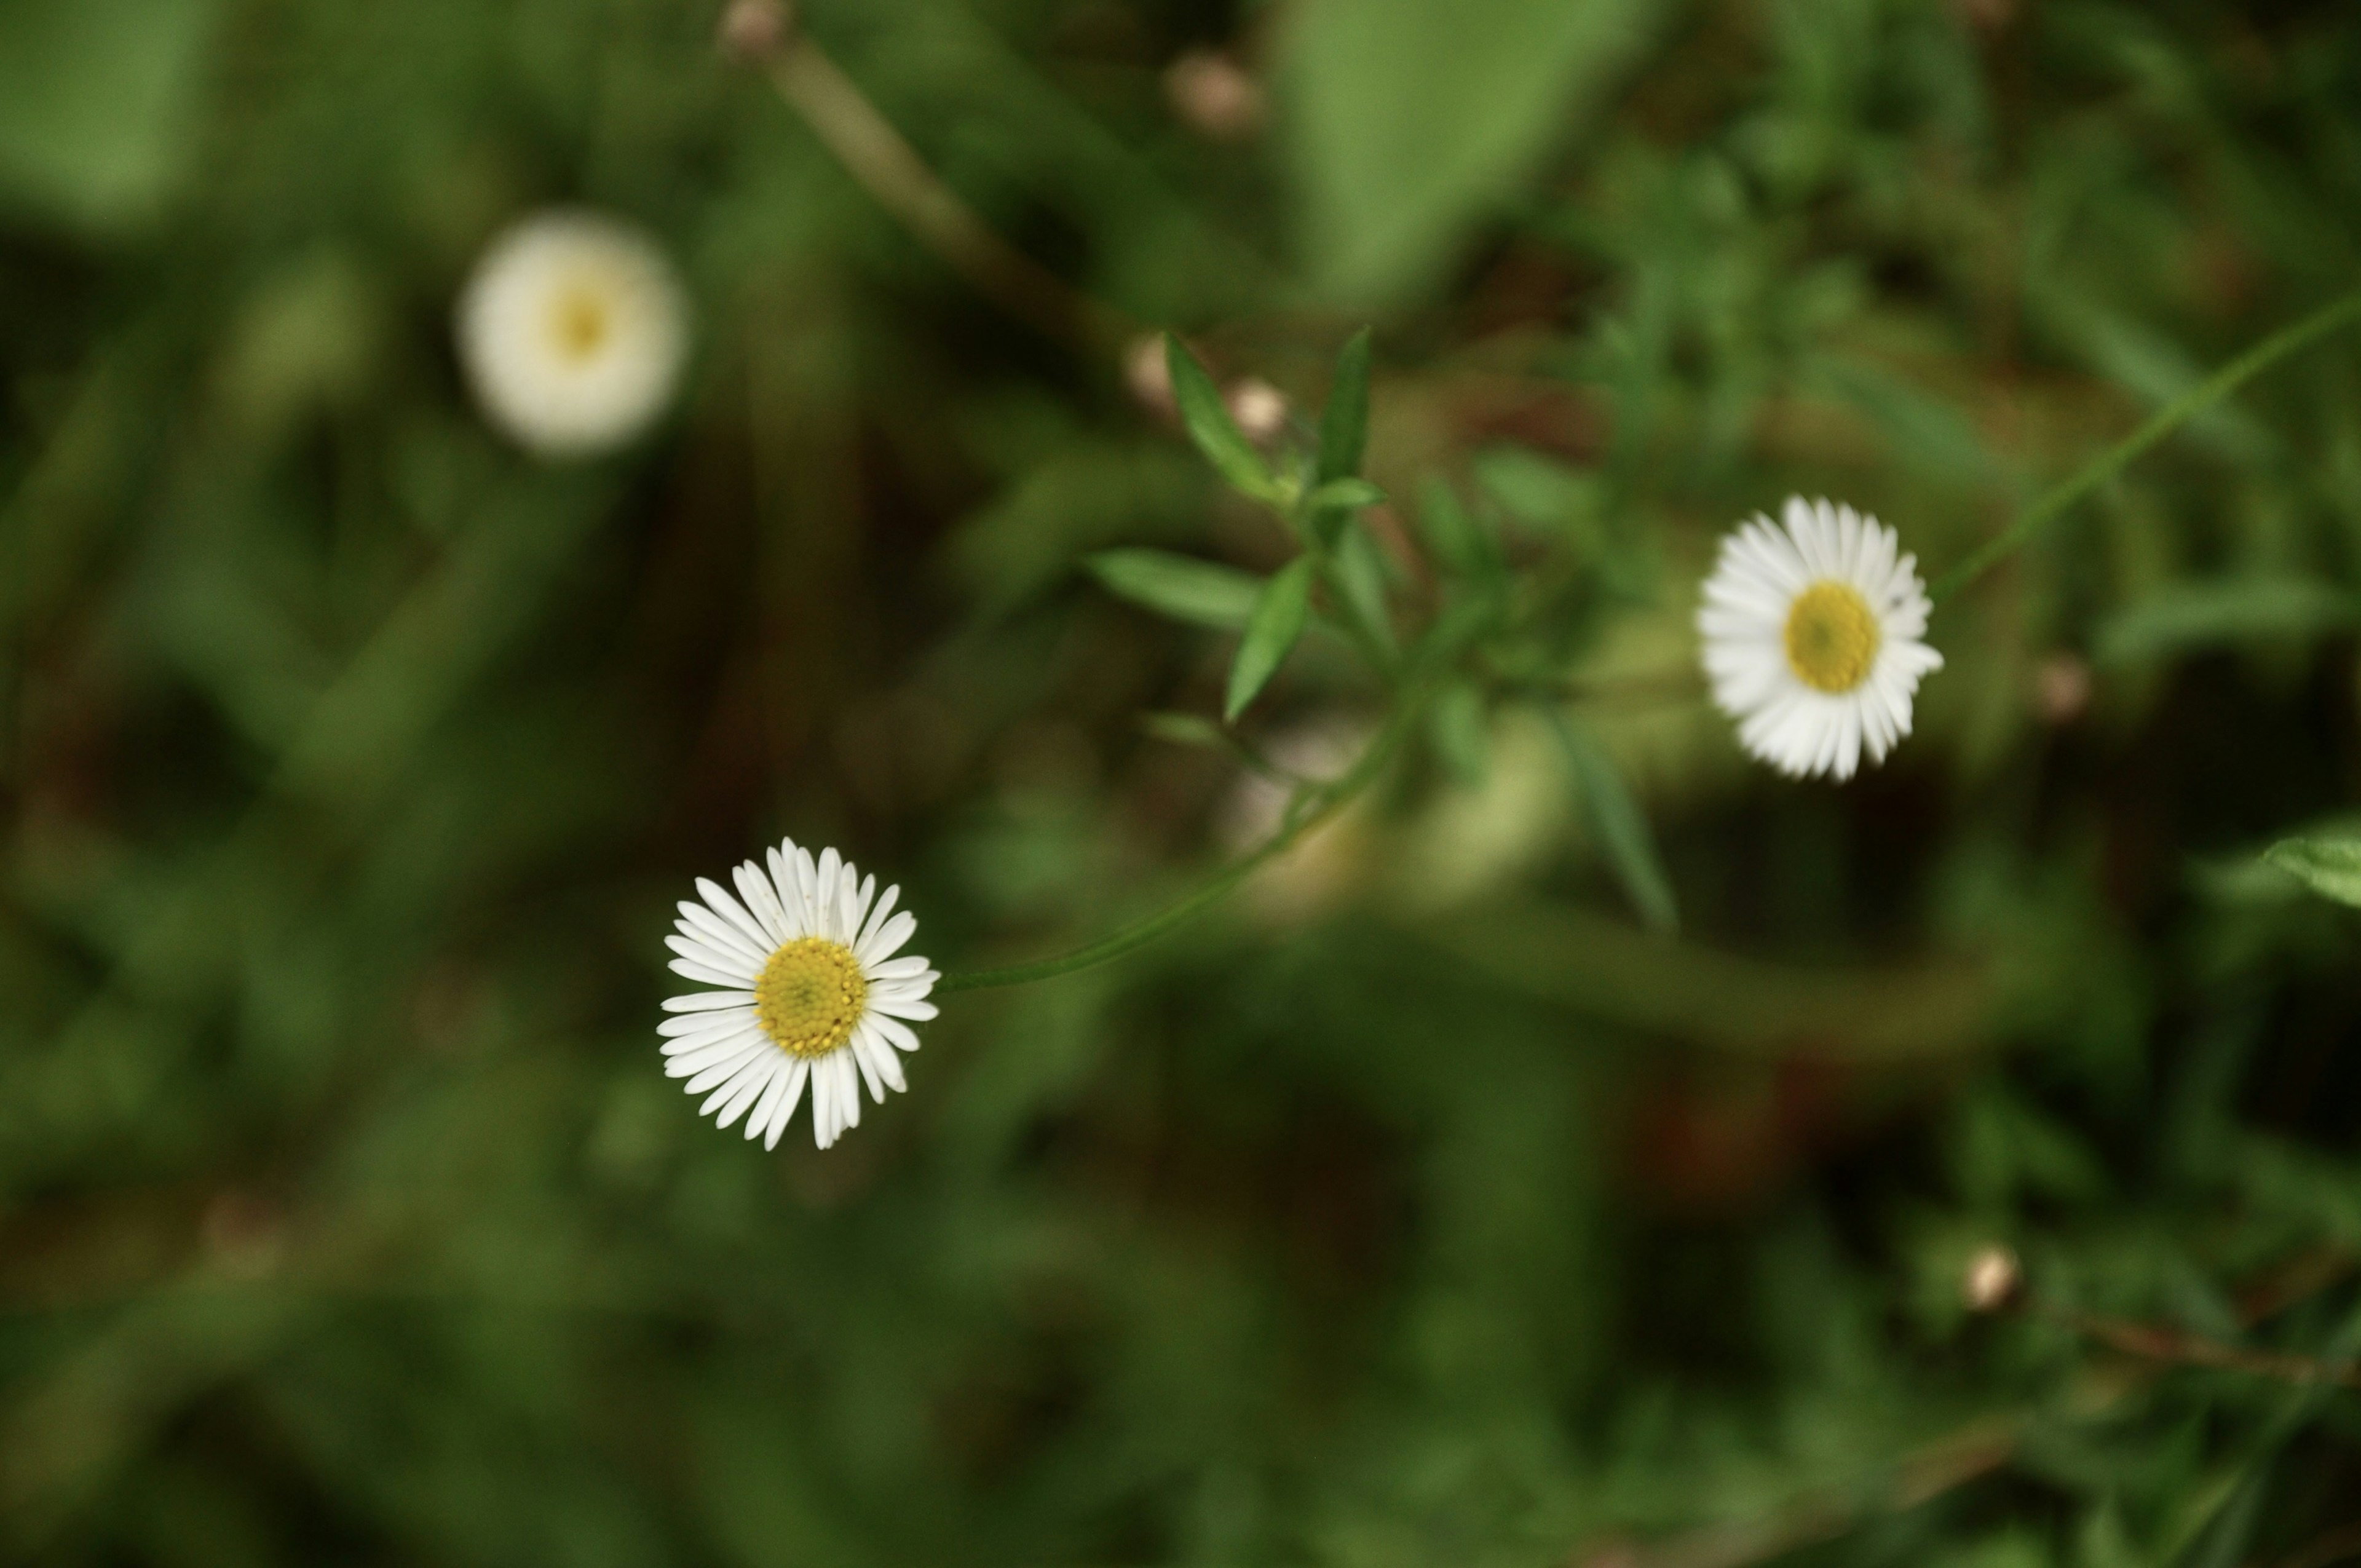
<box><xmin>2043</xmin><ymin>1304</ymin><xmax>2361</xmax><ymax>1391</ymax></box>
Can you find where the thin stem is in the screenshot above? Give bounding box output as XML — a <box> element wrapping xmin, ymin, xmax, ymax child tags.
<box><xmin>2044</xmin><ymin>1303</ymin><xmax>2361</xmax><ymax>1391</ymax></box>
<box><xmin>763</xmin><ymin>38</ymin><xmax>1126</xmax><ymax>351</ymax></box>
<box><xmin>1929</xmin><ymin>282</ymin><xmax>2361</xmax><ymax>604</ymax></box>
<box><xmin>936</xmin><ymin>688</ymin><xmax>1428</xmax><ymax>994</ymax></box>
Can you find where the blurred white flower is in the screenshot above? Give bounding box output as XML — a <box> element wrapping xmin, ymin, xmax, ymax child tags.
<box><xmin>1225</xmin><ymin>376</ymin><xmax>1288</xmax><ymax>445</ymax></box>
<box><xmin>1696</xmin><ymin>496</ymin><xmax>1943</xmax><ymax>781</ymax></box>
<box><xmin>456</xmin><ymin>210</ymin><xmax>688</xmax><ymax>457</ymax></box>
<box><xmin>660</xmin><ymin>840</ymin><xmax>938</xmax><ymax>1150</ymax></box>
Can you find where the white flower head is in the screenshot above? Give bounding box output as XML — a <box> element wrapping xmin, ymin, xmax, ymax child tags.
<box><xmin>660</xmin><ymin>840</ymin><xmax>939</xmax><ymax>1150</ymax></box>
<box><xmin>457</xmin><ymin>210</ymin><xmax>689</xmax><ymax>458</ymax></box>
<box><xmin>1696</xmin><ymin>496</ymin><xmax>1944</xmax><ymax>781</ymax></box>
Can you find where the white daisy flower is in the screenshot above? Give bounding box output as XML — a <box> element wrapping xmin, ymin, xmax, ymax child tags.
<box><xmin>1696</xmin><ymin>496</ymin><xmax>1944</xmax><ymax>781</ymax></box>
<box><xmin>456</xmin><ymin>209</ymin><xmax>689</xmax><ymax>458</ymax></box>
<box><xmin>659</xmin><ymin>841</ymin><xmax>939</xmax><ymax>1150</ymax></box>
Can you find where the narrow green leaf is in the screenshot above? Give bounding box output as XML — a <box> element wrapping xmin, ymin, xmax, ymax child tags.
<box><xmin>1224</xmin><ymin>555</ymin><xmax>1316</xmax><ymax>721</ymax></box>
<box><xmin>1549</xmin><ymin>711</ymin><xmax>1678</xmax><ymax>934</ymax></box>
<box><xmin>1414</xmin><ymin>476</ymin><xmax>1500</xmax><ymax>579</ymax></box>
<box><xmin>1329</xmin><ymin>519</ymin><xmax>1397</xmax><ymax>663</ymax></box>
<box><xmin>2263</xmin><ymin>834</ymin><xmax>2361</xmax><ymax>907</ymax></box>
<box><xmin>1315</xmin><ymin>328</ymin><xmax>1373</xmax><ymax>483</ymax></box>
<box><xmin>1428</xmin><ymin>680</ymin><xmax>1489</xmax><ymax>785</ymax></box>
<box><xmin>1166</xmin><ymin>335</ymin><xmax>1279</xmax><ymax>501</ymax></box>
<box><xmin>2094</xmin><ymin>576</ymin><xmax>2360</xmax><ymax>667</ymax></box>
<box><xmin>1087</xmin><ymin>548</ymin><xmax>1264</xmax><ymax>632</ymax></box>
<box><xmin>1307</xmin><ymin>477</ymin><xmax>1385</xmax><ymax>512</ymax></box>
<box><xmin>1138</xmin><ymin>711</ymin><xmax>1232</xmax><ymax>750</ymax></box>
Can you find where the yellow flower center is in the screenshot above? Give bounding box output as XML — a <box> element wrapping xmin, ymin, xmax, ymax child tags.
<box><xmin>754</xmin><ymin>938</ymin><xmax>868</xmax><ymax>1059</ymax></box>
<box><xmin>1783</xmin><ymin>580</ymin><xmax>1881</xmax><ymax>694</ymax></box>
<box><xmin>548</xmin><ymin>282</ymin><xmax>615</xmax><ymax>363</ymax></box>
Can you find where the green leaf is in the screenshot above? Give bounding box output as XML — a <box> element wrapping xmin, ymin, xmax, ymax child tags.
<box><xmin>1088</xmin><ymin>548</ymin><xmax>1265</xmax><ymax>632</ymax></box>
<box><xmin>0</xmin><ymin>0</ymin><xmax>218</xmax><ymax>234</ymax></box>
<box><xmin>1307</xmin><ymin>478</ymin><xmax>1386</xmax><ymax>512</ymax></box>
<box><xmin>2263</xmin><ymin>834</ymin><xmax>2361</xmax><ymax>908</ymax></box>
<box><xmin>1414</xmin><ymin>477</ymin><xmax>1499</xmax><ymax>579</ymax></box>
<box><xmin>1428</xmin><ymin>680</ymin><xmax>1490</xmax><ymax>785</ymax></box>
<box><xmin>1471</xmin><ymin>445</ymin><xmax>1600</xmax><ymax>534</ymax></box>
<box><xmin>1315</xmin><ymin>328</ymin><xmax>1373</xmax><ymax>484</ymax></box>
<box><xmin>1138</xmin><ymin>711</ymin><xmax>1233</xmax><ymax>750</ymax></box>
<box><xmin>1281</xmin><ymin>0</ymin><xmax>1659</xmax><ymax>303</ymax></box>
<box><xmin>2093</xmin><ymin>576</ymin><xmax>2360</xmax><ymax>667</ymax></box>
<box><xmin>1549</xmin><ymin>712</ymin><xmax>1679</xmax><ymax>935</ymax></box>
<box><xmin>1224</xmin><ymin>556</ymin><xmax>1316</xmax><ymax>721</ymax></box>
<box><xmin>1328</xmin><ymin>519</ymin><xmax>1398</xmax><ymax>663</ymax></box>
<box><xmin>1165</xmin><ymin>335</ymin><xmax>1279</xmax><ymax>501</ymax></box>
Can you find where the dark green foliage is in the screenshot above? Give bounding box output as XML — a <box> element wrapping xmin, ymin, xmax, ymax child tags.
<box><xmin>9</xmin><ymin>0</ymin><xmax>2361</xmax><ymax>1564</ymax></box>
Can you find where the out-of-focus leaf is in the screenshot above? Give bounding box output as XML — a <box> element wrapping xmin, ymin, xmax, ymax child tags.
<box><xmin>2094</xmin><ymin>576</ymin><xmax>2359</xmax><ymax>666</ymax></box>
<box><xmin>1224</xmin><ymin>555</ymin><xmax>1315</xmax><ymax>721</ymax></box>
<box><xmin>2262</xmin><ymin>834</ymin><xmax>2361</xmax><ymax>908</ymax></box>
<box><xmin>1472</xmin><ymin>445</ymin><xmax>1600</xmax><ymax>533</ymax></box>
<box><xmin>1306</xmin><ymin>477</ymin><xmax>1385</xmax><ymax>513</ymax></box>
<box><xmin>1316</xmin><ymin>328</ymin><xmax>1373</xmax><ymax>484</ymax></box>
<box><xmin>1139</xmin><ymin>711</ymin><xmax>1230</xmax><ymax>750</ymax></box>
<box><xmin>1549</xmin><ymin>711</ymin><xmax>1677</xmax><ymax>934</ymax></box>
<box><xmin>1414</xmin><ymin>477</ymin><xmax>1499</xmax><ymax>580</ymax></box>
<box><xmin>1281</xmin><ymin>0</ymin><xmax>1657</xmax><ymax>303</ymax></box>
<box><xmin>1088</xmin><ymin>548</ymin><xmax>1265</xmax><ymax>632</ymax></box>
<box><xmin>1166</xmin><ymin>335</ymin><xmax>1280</xmax><ymax>501</ymax></box>
<box><xmin>1329</xmin><ymin>519</ymin><xmax>1398</xmax><ymax>662</ymax></box>
<box><xmin>0</xmin><ymin>0</ymin><xmax>217</xmax><ymax>233</ymax></box>
<box><xmin>1428</xmin><ymin>680</ymin><xmax>1490</xmax><ymax>785</ymax></box>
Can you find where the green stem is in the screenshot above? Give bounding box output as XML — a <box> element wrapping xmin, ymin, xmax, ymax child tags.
<box><xmin>936</xmin><ymin>687</ymin><xmax>1427</xmax><ymax>995</ymax></box>
<box><xmin>1929</xmin><ymin>282</ymin><xmax>2361</xmax><ymax>605</ymax></box>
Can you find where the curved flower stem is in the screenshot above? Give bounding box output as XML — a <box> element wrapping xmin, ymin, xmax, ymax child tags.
<box><xmin>1928</xmin><ymin>282</ymin><xmax>2361</xmax><ymax>606</ymax></box>
<box><xmin>936</xmin><ymin>686</ymin><xmax>1429</xmax><ymax>995</ymax></box>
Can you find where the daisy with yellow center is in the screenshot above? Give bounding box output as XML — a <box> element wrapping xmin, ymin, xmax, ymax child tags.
<box><xmin>660</xmin><ymin>841</ymin><xmax>938</xmax><ymax>1150</ymax></box>
<box><xmin>456</xmin><ymin>210</ymin><xmax>689</xmax><ymax>459</ymax></box>
<box><xmin>1696</xmin><ymin>497</ymin><xmax>1944</xmax><ymax>781</ymax></box>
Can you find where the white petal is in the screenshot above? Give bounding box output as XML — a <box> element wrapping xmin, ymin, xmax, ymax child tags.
<box><xmin>663</xmin><ymin>989</ymin><xmax>756</xmax><ymax>1013</ymax></box>
<box><xmin>764</xmin><ymin>1061</ymin><xmax>809</xmax><ymax>1149</ymax></box>
<box><xmin>665</xmin><ymin>933</ymin><xmax>761</xmax><ymax>981</ymax></box>
<box><xmin>676</xmin><ymin>902</ymin><xmax>768</xmax><ymax>965</ymax></box>
<box><xmin>669</xmin><ymin>956</ymin><xmax>753</xmax><ymax>989</ymax></box>
<box><xmin>858</xmin><ymin>910</ymin><xmax>917</xmax><ymax>966</ymax></box>
<box><xmin>695</xmin><ymin>877</ymin><xmax>773</xmax><ymax>954</ymax></box>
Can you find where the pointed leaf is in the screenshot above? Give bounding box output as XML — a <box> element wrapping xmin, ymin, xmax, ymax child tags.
<box><xmin>1165</xmin><ymin>335</ymin><xmax>1279</xmax><ymax>501</ymax></box>
<box><xmin>1414</xmin><ymin>476</ymin><xmax>1500</xmax><ymax>579</ymax></box>
<box><xmin>1550</xmin><ymin>712</ymin><xmax>1678</xmax><ymax>934</ymax></box>
<box><xmin>1328</xmin><ymin>519</ymin><xmax>1397</xmax><ymax>663</ymax></box>
<box><xmin>1224</xmin><ymin>555</ymin><xmax>1316</xmax><ymax>721</ymax></box>
<box><xmin>1428</xmin><ymin>680</ymin><xmax>1490</xmax><ymax>786</ymax></box>
<box><xmin>1088</xmin><ymin>549</ymin><xmax>1264</xmax><ymax>632</ymax></box>
<box><xmin>2263</xmin><ymin>834</ymin><xmax>2361</xmax><ymax>908</ymax></box>
<box><xmin>1316</xmin><ymin>328</ymin><xmax>1373</xmax><ymax>483</ymax></box>
<box><xmin>1307</xmin><ymin>478</ymin><xmax>1386</xmax><ymax>512</ymax></box>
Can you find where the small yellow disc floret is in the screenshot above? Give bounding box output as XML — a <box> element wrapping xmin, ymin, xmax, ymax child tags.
<box><xmin>548</xmin><ymin>280</ymin><xmax>615</xmax><ymax>362</ymax></box>
<box><xmin>1783</xmin><ymin>580</ymin><xmax>1881</xmax><ymax>694</ymax></box>
<box><xmin>754</xmin><ymin>938</ymin><xmax>868</xmax><ymax>1059</ymax></box>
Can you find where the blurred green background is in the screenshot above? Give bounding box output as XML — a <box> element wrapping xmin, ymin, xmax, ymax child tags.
<box><xmin>9</xmin><ymin>0</ymin><xmax>2361</xmax><ymax>1562</ymax></box>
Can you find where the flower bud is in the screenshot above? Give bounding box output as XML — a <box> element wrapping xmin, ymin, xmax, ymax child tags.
<box><xmin>1962</xmin><ymin>1245</ymin><xmax>2021</xmax><ymax>1312</ymax></box>
<box><xmin>2034</xmin><ymin>654</ymin><xmax>2091</xmax><ymax>727</ymax></box>
<box><xmin>1225</xmin><ymin>376</ymin><xmax>1288</xmax><ymax>445</ymax></box>
<box><xmin>1163</xmin><ymin>50</ymin><xmax>1266</xmax><ymax>141</ymax></box>
<box><xmin>1125</xmin><ymin>333</ymin><xmax>1176</xmax><ymax>418</ymax></box>
<box><xmin>718</xmin><ymin>0</ymin><xmax>793</xmax><ymax>63</ymax></box>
